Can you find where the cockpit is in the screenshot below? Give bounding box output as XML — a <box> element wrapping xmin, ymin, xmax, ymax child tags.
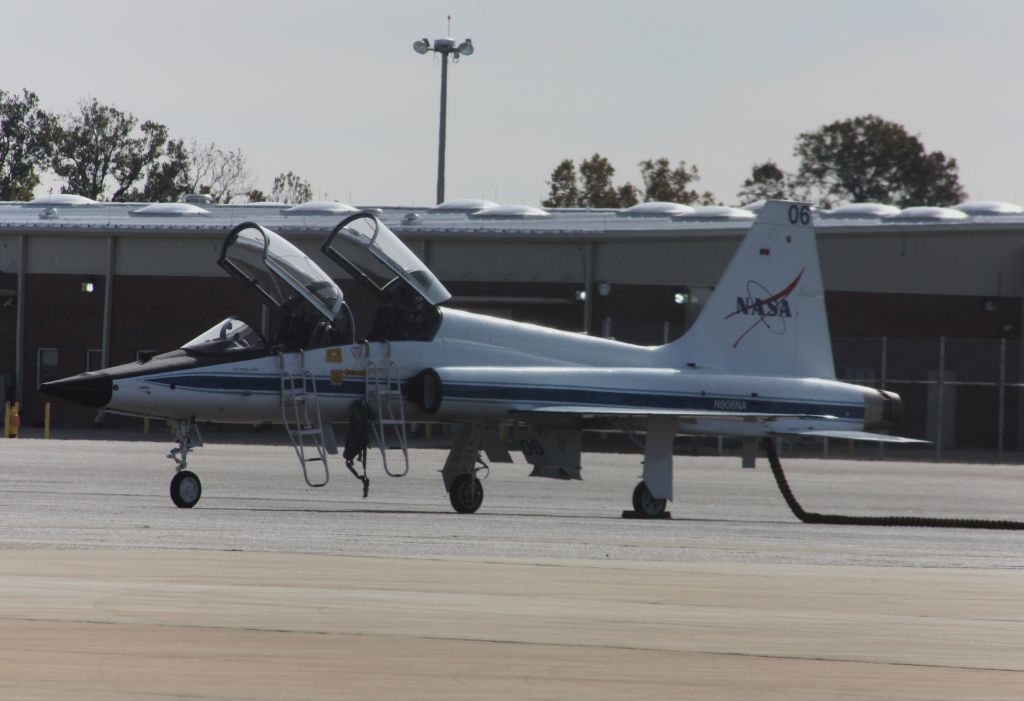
<box><xmin>209</xmin><ymin>213</ymin><xmax>449</xmax><ymax>353</ymax></box>
<box><xmin>218</xmin><ymin>222</ymin><xmax>350</xmax><ymax>351</ymax></box>
<box><xmin>183</xmin><ymin>317</ymin><xmax>266</xmax><ymax>355</ymax></box>
<box><xmin>322</xmin><ymin>213</ymin><xmax>450</xmax><ymax>341</ymax></box>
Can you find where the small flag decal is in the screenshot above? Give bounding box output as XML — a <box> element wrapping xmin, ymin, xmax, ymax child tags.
<box><xmin>759</xmin><ymin>248</ymin><xmax>771</xmax><ymax>256</ymax></box>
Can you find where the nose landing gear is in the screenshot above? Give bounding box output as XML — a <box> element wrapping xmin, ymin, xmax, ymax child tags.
<box><xmin>168</xmin><ymin>418</ymin><xmax>204</xmax><ymax>508</ymax></box>
<box><xmin>170</xmin><ymin>469</ymin><xmax>202</xmax><ymax>508</ymax></box>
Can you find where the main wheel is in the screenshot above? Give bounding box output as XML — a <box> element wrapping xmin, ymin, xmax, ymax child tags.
<box><xmin>449</xmin><ymin>473</ymin><xmax>484</xmax><ymax>514</ymax></box>
<box><xmin>170</xmin><ymin>470</ymin><xmax>202</xmax><ymax>508</ymax></box>
<box><xmin>632</xmin><ymin>480</ymin><xmax>666</xmax><ymax>518</ymax></box>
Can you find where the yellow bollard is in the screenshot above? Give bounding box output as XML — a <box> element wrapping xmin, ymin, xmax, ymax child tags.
<box><xmin>44</xmin><ymin>402</ymin><xmax>51</xmax><ymax>439</ymax></box>
<box><xmin>8</xmin><ymin>402</ymin><xmax>20</xmax><ymax>438</ymax></box>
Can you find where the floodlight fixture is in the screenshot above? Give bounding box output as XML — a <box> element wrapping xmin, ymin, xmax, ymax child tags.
<box><xmin>413</xmin><ymin>23</ymin><xmax>475</xmax><ymax>205</ymax></box>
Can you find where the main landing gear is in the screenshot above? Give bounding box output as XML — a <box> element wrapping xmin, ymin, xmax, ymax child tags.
<box><xmin>631</xmin><ymin>481</ymin><xmax>668</xmax><ymax>518</ymax></box>
<box><xmin>448</xmin><ymin>472</ymin><xmax>484</xmax><ymax>514</ymax></box>
<box><xmin>621</xmin><ymin>416</ymin><xmax>675</xmax><ymax>519</ymax></box>
<box><xmin>440</xmin><ymin>424</ymin><xmax>492</xmax><ymax>514</ymax></box>
<box><xmin>168</xmin><ymin>419</ymin><xmax>204</xmax><ymax>508</ymax></box>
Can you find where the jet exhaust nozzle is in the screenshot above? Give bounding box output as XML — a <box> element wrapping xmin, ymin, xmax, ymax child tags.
<box><xmin>864</xmin><ymin>389</ymin><xmax>904</xmax><ymax>430</ymax></box>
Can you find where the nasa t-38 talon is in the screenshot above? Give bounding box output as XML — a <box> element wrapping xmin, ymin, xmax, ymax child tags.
<box><xmin>41</xmin><ymin>200</ymin><xmax>922</xmax><ymax>516</ymax></box>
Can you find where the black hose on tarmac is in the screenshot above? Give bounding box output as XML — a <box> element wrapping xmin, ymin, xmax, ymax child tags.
<box><xmin>762</xmin><ymin>438</ymin><xmax>1024</xmax><ymax>530</ymax></box>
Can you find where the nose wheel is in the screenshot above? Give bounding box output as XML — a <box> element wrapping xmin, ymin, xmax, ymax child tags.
<box><xmin>170</xmin><ymin>470</ymin><xmax>202</xmax><ymax>508</ymax></box>
<box><xmin>167</xmin><ymin>418</ymin><xmax>204</xmax><ymax>508</ymax></box>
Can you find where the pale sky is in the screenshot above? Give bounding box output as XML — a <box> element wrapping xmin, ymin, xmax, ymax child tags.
<box><xmin>5</xmin><ymin>0</ymin><xmax>1023</xmax><ymax>206</ymax></box>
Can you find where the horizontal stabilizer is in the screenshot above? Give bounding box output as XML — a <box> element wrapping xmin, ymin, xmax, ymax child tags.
<box><xmin>513</xmin><ymin>405</ymin><xmax>835</xmax><ymax>421</ymax></box>
<box><xmin>780</xmin><ymin>429</ymin><xmax>929</xmax><ymax>444</ymax></box>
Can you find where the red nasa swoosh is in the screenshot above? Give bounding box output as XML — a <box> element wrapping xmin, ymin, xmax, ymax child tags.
<box><xmin>725</xmin><ymin>269</ymin><xmax>805</xmax><ymax>347</ymax></box>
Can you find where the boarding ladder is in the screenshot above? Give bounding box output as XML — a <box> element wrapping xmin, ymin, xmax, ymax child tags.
<box><xmin>279</xmin><ymin>352</ymin><xmax>330</xmax><ymax>487</ymax></box>
<box><xmin>364</xmin><ymin>342</ymin><xmax>410</xmax><ymax>477</ymax></box>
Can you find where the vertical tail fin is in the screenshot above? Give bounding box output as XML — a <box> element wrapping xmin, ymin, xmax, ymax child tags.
<box><xmin>666</xmin><ymin>201</ymin><xmax>835</xmax><ymax>378</ymax></box>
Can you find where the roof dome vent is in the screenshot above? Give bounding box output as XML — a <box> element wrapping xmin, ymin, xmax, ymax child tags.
<box><xmin>130</xmin><ymin>202</ymin><xmax>209</xmax><ymax>217</ymax></box>
<box><xmin>823</xmin><ymin>203</ymin><xmax>900</xmax><ymax>219</ymax></box>
<box><xmin>24</xmin><ymin>194</ymin><xmax>97</xmax><ymax>208</ymax></box>
<box><xmin>618</xmin><ymin>201</ymin><xmax>695</xmax><ymax>217</ymax></box>
<box><xmin>281</xmin><ymin>201</ymin><xmax>358</xmax><ymax>216</ymax></box>
<box><xmin>431</xmin><ymin>199</ymin><xmax>498</xmax><ymax>213</ymax></box>
<box><xmin>469</xmin><ymin>204</ymin><xmax>550</xmax><ymax>219</ymax></box>
<box><xmin>953</xmin><ymin>200</ymin><xmax>1024</xmax><ymax>216</ymax></box>
<box><xmin>893</xmin><ymin>206</ymin><xmax>968</xmax><ymax>221</ymax></box>
<box><xmin>672</xmin><ymin>205</ymin><xmax>755</xmax><ymax>221</ymax></box>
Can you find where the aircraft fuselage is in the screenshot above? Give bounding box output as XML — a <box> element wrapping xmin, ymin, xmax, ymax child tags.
<box><xmin>60</xmin><ymin>307</ymin><xmax>883</xmax><ymax>439</ymax></box>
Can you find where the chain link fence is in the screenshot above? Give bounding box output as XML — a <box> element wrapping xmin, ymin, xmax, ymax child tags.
<box><xmin>834</xmin><ymin>337</ymin><xmax>1021</xmax><ymax>458</ymax></box>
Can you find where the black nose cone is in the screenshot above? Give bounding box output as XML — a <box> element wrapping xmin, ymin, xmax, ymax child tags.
<box><xmin>39</xmin><ymin>372</ymin><xmax>112</xmax><ymax>408</ymax></box>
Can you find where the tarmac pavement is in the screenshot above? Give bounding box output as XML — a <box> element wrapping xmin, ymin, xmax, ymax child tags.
<box><xmin>0</xmin><ymin>436</ymin><xmax>1022</xmax><ymax>699</ymax></box>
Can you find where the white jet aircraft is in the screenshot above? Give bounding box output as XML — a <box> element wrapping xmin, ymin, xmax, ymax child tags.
<box><xmin>41</xmin><ymin>200</ymin><xmax>919</xmax><ymax>516</ymax></box>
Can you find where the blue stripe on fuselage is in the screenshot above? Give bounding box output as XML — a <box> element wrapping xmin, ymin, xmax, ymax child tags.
<box><xmin>143</xmin><ymin>373</ymin><xmax>863</xmax><ymax>419</ymax></box>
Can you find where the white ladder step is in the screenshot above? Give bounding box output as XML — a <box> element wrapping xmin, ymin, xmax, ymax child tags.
<box><xmin>365</xmin><ymin>353</ymin><xmax>409</xmax><ymax>478</ymax></box>
<box><xmin>278</xmin><ymin>354</ymin><xmax>330</xmax><ymax>488</ymax></box>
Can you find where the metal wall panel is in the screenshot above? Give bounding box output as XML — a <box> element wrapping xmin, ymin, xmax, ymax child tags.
<box><xmin>429</xmin><ymin>241</ymin><xmax>587</xmax><ymax>282</ymax></box>
<box><xmin>114</xmin><ymin>238</ymin><xmax>224</xmax><ymax>276</ymax></box>
<box><xmin>25</xmin><ymin>236</ymin><xmax>109</xmax><ymax>274</ymax></box>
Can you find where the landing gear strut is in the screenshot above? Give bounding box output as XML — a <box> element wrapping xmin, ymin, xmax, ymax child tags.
<box><xmin>168</xmin><ymin>418</ymin><xmax>204</xmax><ymax>508</ymax></box>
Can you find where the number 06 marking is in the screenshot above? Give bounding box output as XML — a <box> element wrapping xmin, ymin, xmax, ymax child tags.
<box><xmin>787</xmin><ymin>204</ymin><xmax>811</xmax><ymax>225</ymax></box>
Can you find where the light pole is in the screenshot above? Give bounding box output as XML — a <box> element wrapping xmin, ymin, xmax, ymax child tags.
<box><xmin>413</xmin><ymin>34</ymin><xmax>474</xmax><ymax>205</ymax></box>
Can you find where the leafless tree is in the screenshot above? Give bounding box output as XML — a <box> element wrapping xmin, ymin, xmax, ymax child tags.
<box><xmin>184</xmin><ymin>139</ymin><xmax>254</xmax><ymax>203</ymax></box>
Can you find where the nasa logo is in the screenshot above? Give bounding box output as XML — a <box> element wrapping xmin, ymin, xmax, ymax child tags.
<box><xmin>734</xmin><ymin>297</ymin><xmax>792</xmax><ymax>318</ymax></box>
<box><xmin>724</xmin><ymin>269</ymin><xmax>805</xmax><ymax>348</ymax></box>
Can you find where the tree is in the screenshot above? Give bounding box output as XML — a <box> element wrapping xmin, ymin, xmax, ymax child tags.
<box><xmin>140</xmin><ymin>137</ymin><xmax>190</xmax><ymax>202</ymax></box>
<box><xmin>616</xmin><ymin>182</ymin><xmax>640</xmax><ymax>207</ymax></box>
<box><xmin>271</xmin><ymin>171</ymin><xmax>313</xmax><ymax>204</ymax></box>
<box><xmin>0</xmin><ymin>89</ymin><xmax>54</xmax><ymax>200</ymax></box>
<box><xmin>794</xmin><ymin>114</ymin><xmax>965</xmax><ymax>207</ymax></box>
<box><xmin>578</xmin><ymin>153</ymin><xmax>622</xmax><ymax>208</ymax></box>
<box><xmin>49</xmin><ymin>98</ymin><xmax>182</xmax><ymax>202</ymax></box>
<box><xmin>245</xmin><ymin>188</ymin><xmax>268</xmax><ymax>203</ymax></box>
<box><xmin>110</xmin><ymin>120</ymin><xmax>170</xmax><ymax>201</ymax></box>
<box><xmin>541</xmin><ymin>153</ymin><xmax>651</xmax><ymax>208</ymax></box>
<box><xmin>736</xmin><ymin>160</ymin><xmax>801</xmax><ymax>205</ymax></box>
<box><xmin>639</xmin><ymin>157</ymin><xmax>715</xmax><ymax>205</ymax></box>
<box><xmin>183</xmin><ymin>140</ymin><xmax>254</xmax><ymax>203</ymax></box>
<box><xmin>542</xmin><ymin>159</ymin><xmax>580</xmax><ymax>208</ymax></box>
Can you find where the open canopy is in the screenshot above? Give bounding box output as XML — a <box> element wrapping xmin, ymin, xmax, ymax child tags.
<box><xmin>322</xmin><ymin>212</ymin><xmax>451</xmax><ymax>306</ymax></box>
<box><xmin>218</xmin><ymin>222</ymin><xmax>344</xmax><ymax>322</ymax></box>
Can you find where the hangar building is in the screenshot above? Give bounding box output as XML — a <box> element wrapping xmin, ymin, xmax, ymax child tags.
<box><xmin>1</xmin><ymin>195</ymin><xmax>1021</xmax><ymax>453</ymax></box>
